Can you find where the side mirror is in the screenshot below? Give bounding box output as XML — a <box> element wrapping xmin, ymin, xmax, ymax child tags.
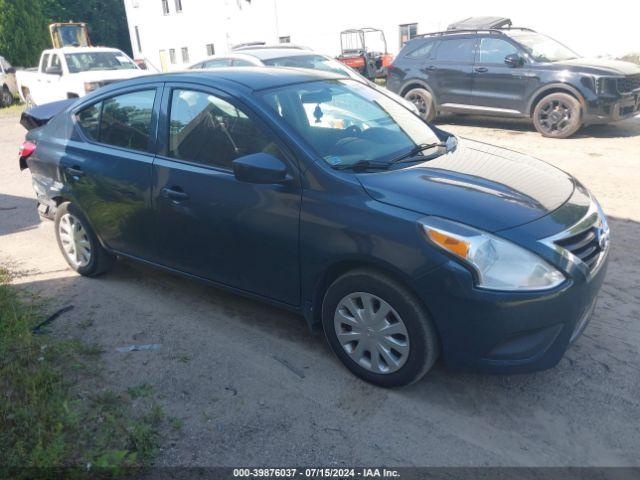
<box><xmin>6</xmin><ymin>67</ymin><xmax>16</xmax><ymax>74</ymax></box>
<box><xmin>505</xmin><ymin>54</ymin><xmax>524</xmax><ymax>68</ymax></box>
<box><xmin>45</xmin><ymin>67</ymin><xmax>62</xmax><ymax>75</ymax></box>
<box><xmin>233</xmin><ymin>153</ymin><xmax>290</xmax><ymax>184</ymax></box>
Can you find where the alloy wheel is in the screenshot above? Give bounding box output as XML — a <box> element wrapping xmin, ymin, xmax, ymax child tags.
<box><xmin>537</xmin><ymin>99</ymin><xmax>574</xmax><ymax>135</ymax></box>
<box><xmin>333</xmin><ymin>292</ymin><xmax>410</xmax><ymax>374</ymax></box>
<box><xmin>407</xmin><ymin>91</ymin><xmax>429</xmax><ymax>118</ymax></box>
<box><xmin>58</xmin><ymin>213</ymin><xmax>92</xmax><ymax>268</ymax></box>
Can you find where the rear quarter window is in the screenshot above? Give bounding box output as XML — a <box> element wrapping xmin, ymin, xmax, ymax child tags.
<box><xmin>404</xmin><ymin>40</ymin><xmax>435</xmax><ymax>59</ymax></box>
<box><xmin>76</xmin><ymin>102</ymin><xmax>101</xmax><ymax>140</ymax></box>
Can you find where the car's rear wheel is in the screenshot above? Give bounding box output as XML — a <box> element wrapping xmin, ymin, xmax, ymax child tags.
<box><xmin>55</xmin><ymin>202</ymin><xmax>114</xmax><ymax>277</ymax></box>
<box><xmin>1</xmin><ymin>86</ymin><xmax>13</xmax><ymax>107</ymax></box>
<box><xmin>322</xmin><ymin>269</ymin><xmax>439</xmax><ymax>387</ymax></box>
<box><xmin>533</xmin><ymin>92</ymin><xmax>582</xmax><ymax>138</ymax></box>
<box><xmin>404</xmin><ymin>87</ymin><xmax>436</xmax><ymax>122</ymax></box>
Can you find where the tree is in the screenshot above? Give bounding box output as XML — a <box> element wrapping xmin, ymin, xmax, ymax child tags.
<box><xmin>43</xmin><ymin>0</ymin><xmax>132</xmax><ymax>55</ymax></box>
<box><xmin>0</xmin><ymin>0</ymin><xmax>50</xmax><ymax>66</ymax></box>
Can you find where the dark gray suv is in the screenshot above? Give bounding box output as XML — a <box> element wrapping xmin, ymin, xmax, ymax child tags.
<box><xmin>387</xmin><ymin>25</ymin><xmax>640</xmax><ymax>138</ymax></box>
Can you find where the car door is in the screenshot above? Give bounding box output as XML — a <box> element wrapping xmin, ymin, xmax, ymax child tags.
<box><xmin>471</xmin><ymin>37</ymin><xmax>529</xmax><ymax>113</ymax></box>
<box><xmin>41</xmin><ymin>53</ymin><xmax>64</xmax><ymax>104</ymax></box>
<box><xmin>66</xmin><ymin>85</ymin><xmax>162</xmax><ymax>259</ymax></box>
<box><xmin>151</xmin><ymin>84</ymin><xmax>301</xmax><ymax>305</ymax></box>
<box><xmin>428</xmin><ymin>36</ymin><xmax>477</xmax><ymax>107</ymax></box>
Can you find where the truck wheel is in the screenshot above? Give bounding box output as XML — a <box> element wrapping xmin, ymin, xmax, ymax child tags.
<box><xmin>0</xmin><ymin>86</ymin><xmax>13</xmax><ymax>107</ymax></box>
<box><xmin>404</xmin><ymin>87</ymin><xmax>436</xmax><ymax>122</ymax></box>
<box><xmin>322</xmin><ymin>269</ymin><xmax>439</xmax><ymax>387</ymax></box>
<box><xmin>55</xmin><ymin>202</ymin><xmax>114</xmax><ymax>277</ymax></box>
<box><xmin>533</xmin><ymin>92</ymin><xmax>582</xmax><ymax>138</ymax></box>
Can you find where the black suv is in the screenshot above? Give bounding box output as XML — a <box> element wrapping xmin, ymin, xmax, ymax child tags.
<box><xmin>387</xmin><ymin>21</ymin><xmax>640</xmax><ymax>138</ymax></box>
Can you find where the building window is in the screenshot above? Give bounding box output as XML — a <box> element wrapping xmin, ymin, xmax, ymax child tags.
<box><xmin>161</xmin><ymin>0</ymin><xmax>169</xmax><ymax>14</ymax></box>
<box><xmin>134</xmin><ymin>26</ymin><xmax>142</xmax><ymax>52</ymax></box>
<box><xmin>279</xmin><ymin>36</ymin><xmax>291</xmax><ymax>44</ymax></box>
<box><xmin>175</xmin><ymin>0</ymin><xmax>182</xmax><ymax>12</ymax></box>
<box><xmin>206</xmin><ymin>43</ymin><xmax>215</xmax><ymax>56</ymax></box>
<box><xmin>399</xmin><ymin>23</ymin><xmax>418</xmax><ymax>47</ymax></box>
<box><xmin>181</xmin><ymin>47</ymin><xmax>189</xmax><ymax>63</ymax></box>
<box><xmin>169</xmin><ymin>48</ymin><xmax>176</xmax><ymax>64</ymax></box>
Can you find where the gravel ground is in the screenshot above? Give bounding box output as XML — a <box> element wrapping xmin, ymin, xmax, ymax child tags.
<box><xmin>1</xmin><ymin>107</ymin><xmax>639</xmax><ymax>467</ymax></box>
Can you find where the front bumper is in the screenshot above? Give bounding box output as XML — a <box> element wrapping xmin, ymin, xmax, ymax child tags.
<box><xmin>584</xmin><ymin>91</ymin><xmax>640</xmax><ymax>124</ymax></box>
<box><xmin>415</xmin><ymin>252</ymin><xmax>608</xmax><ymax>374</ymax></box>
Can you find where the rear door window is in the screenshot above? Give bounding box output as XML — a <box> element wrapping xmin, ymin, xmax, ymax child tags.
<box><xmin>202</xmin><ymin>58</ymin><xmax>231</xmax><ymax>68</ymax></box>
<box><xmin>434</xmin><ymin>38</ymin><xmax>476</xmax><ymax>62</ymax></box>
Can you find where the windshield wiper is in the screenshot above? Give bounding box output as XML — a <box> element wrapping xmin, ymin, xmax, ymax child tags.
<box><xmin>332</xmin><ymin>160</ymin><xmax>391</xmax><ymax>172</ymax></box>
<box><xmin>389</xmin><ymin>142</ymin><xmax>446</xmax><ymax>164</ymax></box>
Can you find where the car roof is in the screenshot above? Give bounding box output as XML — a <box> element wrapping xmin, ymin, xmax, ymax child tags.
<box><xmin>231</xmin><ymin>48</ymin><xmax>319</xmax><ymax>61</ymax></box>
<box><xmin>116</xmin><ymin>67</ymin><xmax>344</xmax><ymax>93</ymax></box>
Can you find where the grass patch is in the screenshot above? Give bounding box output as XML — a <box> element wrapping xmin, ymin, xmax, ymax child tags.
<box><xmin>127</xmin><ymin>384</ymin><xmax>154</xmax><ymax>399</ymax></box>
<box><xmin>0</xmin><ymin>268</ymin><xmax>162</xmax><ymax>477</ymax></box>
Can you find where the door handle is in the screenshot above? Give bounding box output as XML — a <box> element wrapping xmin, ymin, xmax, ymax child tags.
<box><xmin>65</xmin><ymin>166</ymin><xmax>84</xmax><ymax>178</ymax></box>
<box><xmin>161</xmin><ymin>186</ymin><xmax>189</xmax><ymax>202</ymax></box>
<box><xmin>426</xmin><ymin>65</ymin><xmax>437</xmax><ymax>71</ymax></box>
<box><xmin>474</xmin><ymin>67</ymin><xmax>489</xmax><ymax>73</ymax></box>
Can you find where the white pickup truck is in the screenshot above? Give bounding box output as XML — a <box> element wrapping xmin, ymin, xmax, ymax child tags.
<box><xmin>17</xmin><ymin>47</ymin><xmax>147</xmax><ymax>107</ymax></box>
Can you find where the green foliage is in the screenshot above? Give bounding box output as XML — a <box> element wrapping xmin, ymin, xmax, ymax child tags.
<box><xmin>0</xmin><ymin>0</ymin><xmax>50</xmax><ymax>66</ymax></box>
<box><xmin>0</xmin><ymin>0</ymin><xmax>132</xmax><ymax>67</ymax></box>
<box><xmin>0</xmin><ymin>268</ymin><xmax>161</xmax><ymax>474</ymax></box>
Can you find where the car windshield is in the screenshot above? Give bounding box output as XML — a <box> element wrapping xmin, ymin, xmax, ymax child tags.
<box><xmin>506</xmin><ymin>32</ymin><xmax>579</xmax><ymax>62</ymax></box>
<box><xmin>263</xmin><ymin>54</ymin><xmax>352</xmax><ymax>77</ymax></box>
<box><xmin>259</xmin><ymin>79</ymin><xmax>440</xmax><ymax>168</ymax></box>
<box><xmin>65</xmin><ymin>51</ymin><xmax>138</xmax><ymax>73</ymax></box>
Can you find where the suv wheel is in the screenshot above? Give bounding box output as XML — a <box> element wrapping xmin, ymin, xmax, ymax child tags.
<box><xmin>322</xmin><ymin>269</ymin><xmax>439</xmax><ymax>387</ymax></box>
<box><xmin>1</xmin><ymin>87</ymin><xmax>13</xmax><ymax>108</ymax></box>
<box><xmin>404</xmin><ymin>88</ymin><xmax>436</xmax><ymax>122</ymax></box>
<box><xmin>55</xmin><ymin>202</ymin><xmax>114</xmax><ymax>277</ymax></box>
<box><xmin>533</xmin><ymin>92</ymin><xmax>582</xmax><ymax>138</ymax></box>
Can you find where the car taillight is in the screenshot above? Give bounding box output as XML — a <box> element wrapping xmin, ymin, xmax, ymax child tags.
<box><xmin>19</xmin><ymin>141</ymin><xmax>36</xmax><ymax>159</ymax></box>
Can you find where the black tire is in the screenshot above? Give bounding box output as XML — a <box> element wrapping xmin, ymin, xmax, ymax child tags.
<box><xmin>322</xmin><ymin>269</ymin><xmax>439</xmax><ymax>387</ymax></box>
<box><xmin>54</xmin><ymin>202</ymin><xmax>114</xmax><ymax>277</ymax></box>
<box><xmin>533</xmin><ymin>92</ymin><xmax>582</xmax><ymax>139</ymax></box>
<box><xmin>1</xmin><ymin>86</ymin><xmax>13</xmax><ymax>107</ymax></box>
<box><xmin>404</xmin><ymin>87</ymin><xmax>436</xmax><ymax>122</ymax></box>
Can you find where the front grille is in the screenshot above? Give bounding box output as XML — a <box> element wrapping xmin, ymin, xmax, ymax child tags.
<box><xmin>554</xmin><ymin>224</ymin><xmax>603</xmax><ymax>271</ymax></box>
<box><xmin>617</xmin><ymin>75</ymin><xmax>640</xmax><ymax>94</ymax></box>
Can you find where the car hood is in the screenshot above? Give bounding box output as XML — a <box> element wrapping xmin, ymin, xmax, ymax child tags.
<box><xmin>356</xmin><ymin>139</ymin><xmax>575</xmax><ymax>232</ymax></box>
<box><xmin>553</xmin><ymin>58</ymin><xmax>640</xmax><ymax>76</ymax></box>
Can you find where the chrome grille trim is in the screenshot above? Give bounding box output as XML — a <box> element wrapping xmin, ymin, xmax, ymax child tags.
<box><xmin>540</xmin><ymin>199</ymin><xmax>610</xmax><ymax>278</ymax></box>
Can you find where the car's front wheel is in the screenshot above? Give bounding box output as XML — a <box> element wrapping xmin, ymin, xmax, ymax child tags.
<box><xmin>54</xmin><ymin>202</ymin><xmax>114</xmax><ymax>277</ymax></box>
<box><xmin>533</xmin><ymin>92</ymin><xmax>582</xmax><ymax>138</ymax></box>
<box><xmin>322</xmin><ymin>269</ymin><xmax>439</xmax><ymax>387</ymax></box>
<box><xmin>404</xmin><ymin>87</ymin><xmax>436</xmax><ymax>122</ymax></box>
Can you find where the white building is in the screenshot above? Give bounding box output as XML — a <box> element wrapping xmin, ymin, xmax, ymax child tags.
<box><xmin>123</xmin><ymin>0</ymin><xmax>640</xmax><ymax>72</ymax></box>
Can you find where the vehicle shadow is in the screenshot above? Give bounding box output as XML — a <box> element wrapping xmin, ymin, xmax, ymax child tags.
<box><xmin>435</xmin><ymin>114</ymin><xmax>640</xmax><ymax>139</ymax></box>
<box><xmin>0</xmin><ymin>193</ymin><xmax>40</xmax><ymax>237</ymax></box>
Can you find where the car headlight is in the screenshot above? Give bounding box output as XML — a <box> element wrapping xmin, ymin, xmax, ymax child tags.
<box><xmin>419</xmin><ymin>217</ymin><xmax>565</xmax><ymax>291</ymax></box>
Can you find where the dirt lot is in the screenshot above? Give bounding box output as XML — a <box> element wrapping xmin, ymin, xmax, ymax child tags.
<box><xmin>1</xmin><ymin>107</ymin><xmax>639</xmax><ymax>467</ymax></box>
